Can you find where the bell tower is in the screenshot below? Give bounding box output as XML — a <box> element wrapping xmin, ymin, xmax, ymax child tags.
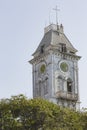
<box><xmin>29</xmin><ymin>23</ymin><xmax>81</xmax><ymax>110</ymax></box>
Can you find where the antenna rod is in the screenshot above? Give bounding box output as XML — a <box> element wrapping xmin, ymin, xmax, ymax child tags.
<box><xmin>49</xmin><ymin>12</ymin><xmax>51</xmax><ymax>24</ymax></box>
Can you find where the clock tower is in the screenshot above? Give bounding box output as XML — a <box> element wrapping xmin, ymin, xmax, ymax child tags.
<box><xmin>29</xmin><ymin>24</ymin><xmax>81</xmax><ymax>110</ymax></box>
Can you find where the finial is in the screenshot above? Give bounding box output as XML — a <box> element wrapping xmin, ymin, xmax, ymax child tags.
<box><xmin>53</xmin><ymin>6</ymin><xmax>60</xmax><ymax>25</ymax></box>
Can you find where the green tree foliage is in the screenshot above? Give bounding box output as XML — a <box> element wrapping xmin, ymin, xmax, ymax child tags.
<box><xmin>0</xmin><ymin>94</ymin><xmax>87</xmax><ymax>130</ymax></box>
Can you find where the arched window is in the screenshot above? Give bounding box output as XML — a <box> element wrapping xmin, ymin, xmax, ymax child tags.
<box><xmin>58</xmin><ymin>76</ymin><xmax>63</xmax><ymax>91</ymax></box>
<box><xmin>67</xmin><ymin>78</ymin><xmax>72</xmax><ymax>93</ymax></box>
<box><xmin>44</xmin><ymin>75</ymin><xmax>48</xmax><ymax>95</ymax></box>
<box><xmin>38</xmin><ymin>78</ymin><xmax>42</xmax><ymax>96</ymax></box>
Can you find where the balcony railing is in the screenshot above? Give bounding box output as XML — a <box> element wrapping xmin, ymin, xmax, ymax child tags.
<box><xmin>55</xmin><ymin>91</ymin><xmax>78</xmax><ymax>101</ymax></box>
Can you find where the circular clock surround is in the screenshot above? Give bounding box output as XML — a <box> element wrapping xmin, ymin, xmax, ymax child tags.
<box><xmin>40</xmin><ymin>64</ymin><xmax>46</xmax><ymax>73</ymax></box>
<box><xmin>60</xmin><ymin>61</ymin><xmax>68</xmax><ymax>72</ymax></box>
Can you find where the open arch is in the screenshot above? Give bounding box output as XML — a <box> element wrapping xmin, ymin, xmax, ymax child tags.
<box><xmin>67</xmin><ymin>78</ymin><xmax>72</xmax><ymax>93</ymax></box>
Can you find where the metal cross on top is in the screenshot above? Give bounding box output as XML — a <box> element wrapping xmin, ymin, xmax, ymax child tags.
<box><xmin>53</xmin><ymin>6</ymin><xmax>60</xmax><ymax>25</ymax></box>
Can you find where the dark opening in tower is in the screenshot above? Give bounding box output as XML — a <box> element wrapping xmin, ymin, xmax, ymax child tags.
<box><xmin>67</xmin><ymin>79</ymin><xmax>72</xmax><ymax>93</ymax></box>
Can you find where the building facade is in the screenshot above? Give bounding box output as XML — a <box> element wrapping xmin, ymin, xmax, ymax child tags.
<box><xmin>29</xmin><ymin>24</ymin><xmax>81</xmax><ymax>110</ymax></box>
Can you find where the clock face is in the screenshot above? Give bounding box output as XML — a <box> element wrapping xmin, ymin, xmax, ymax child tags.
<box><xmin>60</xmin><ymin>62</ymin><xmax>68</xmax><ymax>72</ymax></box>
<box><xmin>40</xmin><ymin>64</ymin><xmax>46</xmax><ymax>73</ymax></box>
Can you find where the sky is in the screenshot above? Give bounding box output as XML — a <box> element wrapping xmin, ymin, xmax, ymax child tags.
<box><xmin>0</xmin><ymin>0</ymin><xmax>87</xmax><ymax>108</ymax></box>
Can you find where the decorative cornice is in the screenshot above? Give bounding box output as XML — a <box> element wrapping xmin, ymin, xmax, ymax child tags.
<box><xmin>29</xmin><ymin>51</ymin><xmax>50</xmax><ymax>64</ymax></box>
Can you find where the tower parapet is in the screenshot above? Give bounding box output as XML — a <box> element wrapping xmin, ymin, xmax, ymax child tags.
<box><xmin>44</xmin><ymin>24</ymin><xmax>64</xmax><ymax>34</ymax></box>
